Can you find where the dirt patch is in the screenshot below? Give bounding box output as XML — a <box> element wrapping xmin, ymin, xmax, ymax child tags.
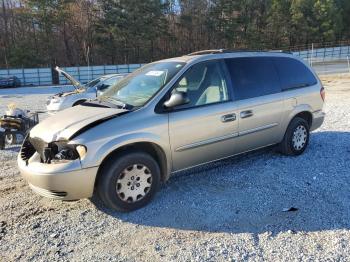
<box><xmin>0</xmin><ymin>186</ymin><xmax>16</xmax><ymax>193</ymax></box>
<box><xmin>16</xmin><ymin>207</ymin><xmax>56</xmax><ymax>221</ymax></box>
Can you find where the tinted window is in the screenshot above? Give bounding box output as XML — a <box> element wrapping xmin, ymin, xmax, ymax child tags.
<box><xmin>225</xmin><ymin>57</ymin><xmax>280</xmax><ymax>100</ymax></box>
<box><xmin>272</xmin><ymin>57</ymin><xmax>317</xmax><ymax>90</ymax></box>
<box><xmin>172</xmin><ymin>61</ymin><xmax>229</xmax><ymax>109</ymax></box>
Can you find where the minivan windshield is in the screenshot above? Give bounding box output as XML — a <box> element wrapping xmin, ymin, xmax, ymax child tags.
<box><xmin>100</xmin><ymin>61</ymin><xmax>185</xmax><ymax>107</ymax></box>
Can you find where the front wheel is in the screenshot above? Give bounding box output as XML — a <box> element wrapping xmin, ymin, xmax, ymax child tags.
<box><xmin>95</xmin><ymin>151</ymin><xmax>161</xmax><ymax>212</ymax></box>
<box><xmin>279</xmin><ymin>117</ymin><xmax>310</xmax><ymax>156</ymax></box>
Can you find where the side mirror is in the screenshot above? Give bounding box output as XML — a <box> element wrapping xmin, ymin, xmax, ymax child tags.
<box><xmin>164</xmin><ymin>91</ymin><xmax>189</xmax><ymax>108</ymax></box>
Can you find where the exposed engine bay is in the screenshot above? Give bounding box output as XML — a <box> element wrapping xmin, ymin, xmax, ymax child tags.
<box><xmin>21</xmin><ymin>136</ymin><xmax>84</xmax><ymax>164</ymax></box>
<box><xmin>20</xmin><ymin>105</ymin><xmax>129</xmax><ymax>164</ymax></box>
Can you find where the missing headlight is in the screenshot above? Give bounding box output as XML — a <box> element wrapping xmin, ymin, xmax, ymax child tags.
<box><xmin>42</xmin><ymin>141</ymin><xmax>85</xmax><ymax>163</ymax></box>
<box><xmin>42</xmin><ymin>142</ymin><xmax>58</xmax><ymax>163</ymax></box>
<box><xmin>54</xmin><ymin>148</ymin><xmax>79</xmax><ymax>161</ymax></box>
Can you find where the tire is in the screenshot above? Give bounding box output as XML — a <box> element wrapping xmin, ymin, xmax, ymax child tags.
<box><xmin>279</xmin><ymin>117</ymin><xmax>310</xmax><ymax>156</ymax></box>
<box><xmin>95</xmin><ymin>151</ymin><xmax>161</xmax><ymax>212</ymax></box>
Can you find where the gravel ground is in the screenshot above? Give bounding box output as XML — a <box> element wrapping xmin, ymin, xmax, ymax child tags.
<box><xmin>0</xmin><ymin>76</ymin><xmax>350</xmax><ymax>261</ymax></box>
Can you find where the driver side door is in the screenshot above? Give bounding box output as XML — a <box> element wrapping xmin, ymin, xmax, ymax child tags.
<box><xmin>167</xmin><ymin>60</ymin><xmax>240</xmax><ymax>171</ymax></box>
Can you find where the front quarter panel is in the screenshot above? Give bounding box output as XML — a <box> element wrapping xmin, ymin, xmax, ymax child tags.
<box><xmin>70</xmin><ymin>109</ymin><xmax>171</xmax><ymax>172</ymax></box>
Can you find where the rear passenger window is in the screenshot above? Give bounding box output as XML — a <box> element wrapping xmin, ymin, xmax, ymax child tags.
<box><xmin>272</xmin><ymin>57</ymin><xmax>317</xmax><ymax>91</ymax></box>
<box><xmin>225</xmin><ymin>57</ymin><xmax>280</xmax><ymax>100</ymax></box>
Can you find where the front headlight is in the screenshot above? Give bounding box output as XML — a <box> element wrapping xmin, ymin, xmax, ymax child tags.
<box><xmin>45</xmin><ymin>141</ymin><xmax>87</xmax><ymax>163</ymax></box>
<box><xmin>51</xmin><ymin>97</ymin><xmax>62</xmax><ymax>104</ymax></box>
<box><xmin>76</xmin><ymin>145</ymin><xmax>87</xmax><ymax>159</ymax></box>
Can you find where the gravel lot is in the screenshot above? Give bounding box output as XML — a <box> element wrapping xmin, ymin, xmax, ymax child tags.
<box><xmin>0</xmin><ymin>75</ymin><xmax>350</xmax><ymax>261</ymax></box>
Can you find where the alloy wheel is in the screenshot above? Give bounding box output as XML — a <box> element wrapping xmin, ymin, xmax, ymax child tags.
<box><xmin>116</xmin><ymin>164</ymin><xmax>152</xmax><ymax>203</ymax></box>
<box><xmin>292</xmin><ymin>125</ymin><xmax>307</xmax><ymax>150</ymax></box>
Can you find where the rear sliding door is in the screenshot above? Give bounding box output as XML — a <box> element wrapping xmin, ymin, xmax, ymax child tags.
<box><xmin>225</xmin><ymin>57</ymin><xmax>284</xmax><ymax>152</ymax></box>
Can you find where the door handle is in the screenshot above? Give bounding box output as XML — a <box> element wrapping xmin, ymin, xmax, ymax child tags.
<box><xmin>221</xmin><ymin>113</ymin><xmax>236</xmax><ymax>123</ymax></box>
<box><xmin>240</xmin><ymin>110</ymin><xmax>253</xmax><ymax>119</ymax></box>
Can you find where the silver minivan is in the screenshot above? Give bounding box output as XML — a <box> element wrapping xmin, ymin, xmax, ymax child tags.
<box><xmin>18</xmin><ymin>50</ymin><xmax>325</xmax><ymax>211</ymax></box>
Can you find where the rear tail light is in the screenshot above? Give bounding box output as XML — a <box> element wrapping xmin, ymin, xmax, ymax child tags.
<box><xmin>320</xmin><ymin>86</ymin><xmax>325</xmax><ymax>101</ymax></box>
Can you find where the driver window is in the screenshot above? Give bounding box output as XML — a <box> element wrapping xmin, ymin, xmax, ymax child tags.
<box><xmin>173</xmin><ymin>61</ymin><xmax>229</xmax><ymax>109</ymax></box>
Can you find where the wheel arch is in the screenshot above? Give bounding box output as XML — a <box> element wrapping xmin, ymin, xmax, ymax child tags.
<box><xmin>72</xmin><ymin>99</ymin><xmax>87</xmax><ymax>106</ymax></box>
<box><xmin>280</xmin><ymin>106</ymin><xmax>313</xmax><ymax>142</ymax></box>
<box><xmin>293</xmin><ymin>111</ymin><xmax>312</xmax><ymax>127</ymax></box>
<box><xmin>285</xmin><ymin>105</ymin><xmax>313</xmax><ymax>130</ymax></box>
<box><xmin>94</xmin><ymin>141</ymin><xmax>170</xmax><ymax>190</ymax></box>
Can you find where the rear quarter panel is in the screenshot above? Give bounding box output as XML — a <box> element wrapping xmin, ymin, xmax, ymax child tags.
<box><xmin>281</xmin><ymin>83</ymin><xmax>324</xmax><ymax>134</ymax></box>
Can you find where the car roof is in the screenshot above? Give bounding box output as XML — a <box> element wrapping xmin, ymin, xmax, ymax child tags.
<box><xmin>158</xmin><ymin>49</ymin><xmax>297</xmax><ymax>64</ymax></box>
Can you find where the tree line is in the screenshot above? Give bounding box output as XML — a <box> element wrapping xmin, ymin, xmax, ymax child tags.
<box><xmin>0</xmin><ymin>0</ymin><xmax>349</xmax><ymax>68</ymax></box>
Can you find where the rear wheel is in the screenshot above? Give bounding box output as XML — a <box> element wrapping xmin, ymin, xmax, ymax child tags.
<box><xmin>95</xmin><ymin>151</ymin><xmax>161</xmax><ymax>212</ymax></box>
<box><xmin>279</xmin><ymin>117</ymin><xmax>310</xmax><ymax>156</ymax></box>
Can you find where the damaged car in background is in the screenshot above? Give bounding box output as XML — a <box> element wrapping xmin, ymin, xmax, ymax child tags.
<box><xmin>46</xmin><ymin>66</ymin><xmax>126</xmax><ymax>114</ymax></box>
<box><xmin>0</xmin><ymin>76</ymin><xmax>21</xmax><ymax>88</ymax></box>
<box><xmin>18</xmin><ymin>51</ymin><xmax>325</xmax><ymax>212</ymax></box>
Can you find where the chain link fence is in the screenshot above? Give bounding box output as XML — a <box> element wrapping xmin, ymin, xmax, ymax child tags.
<box><xmin>0</xmin><ymin>64</ymin><xmax>144</xmax><ymax>87</ymax></box>
<box><xmin>1</xmin><ymin>43</ymin><xmax>350</xmax><ymax>86</ymax></box>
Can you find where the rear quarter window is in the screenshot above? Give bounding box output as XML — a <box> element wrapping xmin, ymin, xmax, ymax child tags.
<box><xmin>225</xmin><ymin>57</ymin><xmax>281</xmax><ymax>100</ymax></box>
<box><xmin>272</xmin><ymin>57</ymin><xmax>317</xmax><ymax>91</ymax></box>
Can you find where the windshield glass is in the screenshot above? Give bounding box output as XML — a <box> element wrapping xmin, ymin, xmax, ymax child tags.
<box><xmin>84</xmin><ymin>76</ymin><xmax>104</xmax><ymax>89</ymax></box>
<box><xmin>100</xmin><ymin>61</ymin><xmax>185</xmax><ymax>107</ymax></box>
<box><xmin>102</xmin><ymin>75</ymin><xmax>124</xmax><ymax>86</ymax></box>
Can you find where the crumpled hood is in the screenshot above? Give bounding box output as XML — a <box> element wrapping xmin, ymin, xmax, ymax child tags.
<box><xmin>30</xmin><ymin>105</ymin><xmax>127</xmax><ymax>143</ymax></box>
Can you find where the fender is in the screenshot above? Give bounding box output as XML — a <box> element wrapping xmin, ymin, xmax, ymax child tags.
<box><xmin>80</xmin><ymin>132</ymin><xmax>172</xmax><ymax>176</ymax></box>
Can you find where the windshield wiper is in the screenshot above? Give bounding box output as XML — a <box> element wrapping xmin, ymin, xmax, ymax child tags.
<box><xmin>81</xmin><ymin>99</ymin><xmax>120</xmax><ymax>109</ymax></box>
<box><xmin>100</xmin><ymin>96</ymin><xmax>133</xmax><ymax>110</ymax></box>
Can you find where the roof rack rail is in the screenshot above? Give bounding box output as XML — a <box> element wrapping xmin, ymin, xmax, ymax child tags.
<box><xmin>187</xmin><ymin>49</ymin><xmax>227</xmax><ymax>56</ymax></box>
<box><xmin>186</xmin><ymin>49</ymin><xmax>294</xmax><ymax>56</ymax></box>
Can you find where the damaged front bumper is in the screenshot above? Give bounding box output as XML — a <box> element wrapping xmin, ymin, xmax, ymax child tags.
<box><xmin>18</xmin><ymin>137</ymin><xmax>98</xmax><ymax>200</ymax></box>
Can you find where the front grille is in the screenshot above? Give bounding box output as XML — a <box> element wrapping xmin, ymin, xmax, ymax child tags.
<box><xmin>28</xmin><ymin>137</ymin><xmax>48</xmax><ymax>160</ymax></box>
<box><xmin>20</xmin><ymin>137</ymin><xmax>36</xmax><ymax>161</ymax></box>
<box><xmin>29</xmin><ymin>184</ymin><xmax>67</xmax><ymax>199</ymax></box>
